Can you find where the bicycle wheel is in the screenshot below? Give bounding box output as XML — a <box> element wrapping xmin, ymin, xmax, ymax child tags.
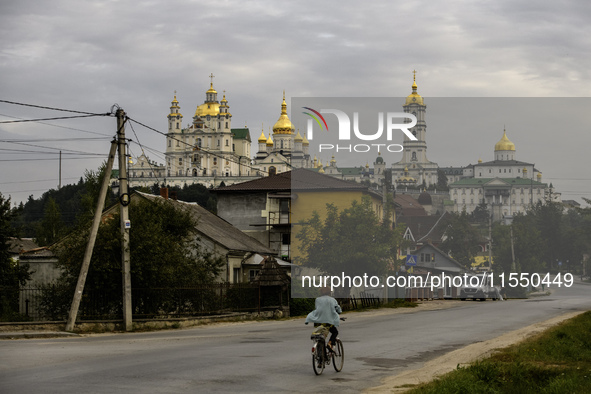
<box><xmin>332</xmin><ymin>339</ymin><xmax>344</xmax><ymax>372</ymax></box>
<box><xmin>312</xmin><ymin>341</ymin><xmax>325</xmax><ymax>375</ymax></box>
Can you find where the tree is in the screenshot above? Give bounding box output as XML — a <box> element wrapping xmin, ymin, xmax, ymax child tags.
<box><xmin>470</xmin><ymin>201</ymin><xmax>490</xmax><ymax>224</ymax></box>
<box><xmin>296</xmin><ymin>196</ymin><xmax>404</xmax><ymax>297</ymax></box>
<box><xmin>440</xmin><ymin>211</ymin><xmax>481</xmax><ymax>268</ymax></box>
<box><xmin>35</xmin><ymin>197</ymin><xmax>65</xmax><ymax>246</ymax></box>
<box><xmin>47</xmin><ymin>197</ymin><xmax>224</xmax><ymax>318</ymax></box>
<box><xmin>0</xmin><ymin>193</ymin><xmax>31</xmax><ymax>320</ymax></box>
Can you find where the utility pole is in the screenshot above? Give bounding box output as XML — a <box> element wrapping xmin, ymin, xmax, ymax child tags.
<box><xmin>117</xmin><ymin>109</ymin><xmax>133</xmax><ymax>331</ymax></box>
<box><xmin>59</xmin><ymin>150</ymin><xmax>62</xmax><ymax>189</ymax></box>
<box><xmin>510</xmin><ymin>225</ymin><xmax>516</xmax><ymax>272</ymax></box>
<box><xmin>488</xmin><ymin>213</ymin><xmax>493</xmax><ymax>271</ymax></box>
<box><xmin>66</xmin><ymin>139</ymin><xmax>118</xmax><ymax>332</ymax></box>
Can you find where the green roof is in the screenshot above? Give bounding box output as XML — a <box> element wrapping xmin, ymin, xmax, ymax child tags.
<box><xmin>231</xmin><ymin>128</ymin><xmax>251</xmax><ymax>142</ymax></box>
<box><xmin>339</xmin><ymin>167</ymin><xmax>365</xmax><ymax>176</ymax></box>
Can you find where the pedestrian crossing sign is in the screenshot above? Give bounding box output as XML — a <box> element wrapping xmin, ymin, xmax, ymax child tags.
<box><xmin>406</xmin><ymin>254</ymin><xmax>417</xmax><ymax>266</ymax></box>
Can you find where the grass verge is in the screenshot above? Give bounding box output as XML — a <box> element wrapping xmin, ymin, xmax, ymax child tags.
<box><xmin>408</xmin><ymin>311</ymin><xmax>591</xmax><ymax>393</ymax></box>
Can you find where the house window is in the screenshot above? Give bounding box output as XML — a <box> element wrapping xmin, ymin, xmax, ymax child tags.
<box><xmin>233</xmin><ymin>268</ymin><xmax>240</xmax><ymax>283</ymax></box>
<box><xmin>249</xmin><ymin>270</ymin><xmax>260</xmax><ymax>282</ymax></box>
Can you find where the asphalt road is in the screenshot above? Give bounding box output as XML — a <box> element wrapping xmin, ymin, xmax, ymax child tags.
<box><xmin>1</xmin><ymin>281</ymin><xmax>589</xmax><ymax>393</ymax></box>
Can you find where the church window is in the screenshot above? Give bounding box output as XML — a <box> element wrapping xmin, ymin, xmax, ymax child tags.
<box><xmin>176</xmin><ymin>122</ymin><xmax>179</xmax><ymax>129</ymax></box>
<box><xmin>168</xmin><ymin>139</ymin><xmax>171</xmax><ymax>147</ymax></box>
<box><xmin>213</xmin><ymin>158</ymin><xmax>217</xmax><ymax>166</ymax></box>
<box><xmin>218</xmin><ymin>122</ymin><xmax>221</xmax><ymax>129</ymax></box>
<box><xmin>176</xmin><ymin>139</ymin><xmax>180</xmax><ymax>147</ymax></box>
<box><xmin>217</xmin><ymin>139</ymin><xmax>220</xmax><ymax>147</ymax></box>
<box><xmin>178</xmin><ymin>158</ymin><xmax>182</xmax><ymax>165</ymax></box>
<box><xmin>225</xmin><ymin>122</ymin><xmax>228</xmax><ymax>128</ymax></box>
<box><xmin>411</xmin><ymin>152</ymin><xmax>417</xmax><ymax>161</ymax></box>
<box><xmin>470</xmin><ymin>189</ymin><xmax>474</xmax><ymax>195</ymax></box>
<box><xmin>489</xmin><ymin>169</ymin><xmax>492</xmax><ymax>173</ymax></box>
<box><xmin>233</xmin><ymin>143</ymin><xmax>235</xmax><ymax>151</ymax></box>
<box><xmin>197</xmin><ymin>138</ymin><xmax>202</xmax><ymax>147</ymax></box>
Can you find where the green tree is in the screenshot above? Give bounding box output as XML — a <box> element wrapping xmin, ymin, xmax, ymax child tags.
<box><xmin>0</xmin><ymin>193</ymin><xmax>32</xmax><ymax>320</ymax></box>
<box><xmin>440</xmin><ymin>211</ymin><xmax>481</xmax><ymax>268</ymax></box>
<box><xmin>296</xmin><ymin>196</ymin><xmax>403</xmax><ymax>297</ymax></box>
<box><xmin>48</xmin><ymin>197</ymin><xmax>224</xmax><ymax>318</ymax></box>
<box><xmin>35</xmin><ymin>197</ymin><xmax>65</xmax><ymax>246</ymax></box>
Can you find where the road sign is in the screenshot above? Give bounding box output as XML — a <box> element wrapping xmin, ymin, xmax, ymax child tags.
<box><xmin>406</xmin><ymin>254</ymin><xmax>417</xmax><ymax>266</ymax></box>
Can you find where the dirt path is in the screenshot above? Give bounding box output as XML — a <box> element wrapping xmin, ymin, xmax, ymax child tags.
<box><xmin>365</xmin><ymin>310</ymin><xmax>586</xmax><ymax>393</ymax></box>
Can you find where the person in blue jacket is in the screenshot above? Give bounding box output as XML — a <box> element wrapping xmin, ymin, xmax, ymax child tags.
<box><xmin>305</xmin><ymin>287</ymin><xmax>342</xmax><ymax>348</ymax></box>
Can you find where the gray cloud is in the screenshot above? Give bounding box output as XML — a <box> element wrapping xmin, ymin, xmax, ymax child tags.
<box><xmin>1</xmin><ymin>0</ymin><xmax>590</xmax><ymax>204</ymax></box>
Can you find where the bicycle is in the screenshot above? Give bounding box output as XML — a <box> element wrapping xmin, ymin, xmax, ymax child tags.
<box><xmin>311</xmin><ymin>318</ymin><xmax>345</xmax><ymax>375</ymax></box>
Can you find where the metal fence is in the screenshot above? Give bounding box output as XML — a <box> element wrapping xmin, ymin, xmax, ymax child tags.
<box><xmin>0</xmin><ymin>283</ymin><xmax>288</xmax><ymax>322</ymax></box>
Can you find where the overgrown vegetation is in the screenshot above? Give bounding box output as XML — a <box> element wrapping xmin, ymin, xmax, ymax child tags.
<box><xmin>11</xmin><ymin>165</ymin><xmax>217</xmax><ymax>243</ymax></box>
<box><xmin>408</xmin><ymin>311</ymin><xmax>591</xmax><ymax>393</ymax></box>
<box><xmin>0</xmin><ymin>192</ymin><xmax>32</xmax><ymax>321</ymax></box>
<box><xmin>40</xmin><ymin>197</ymin><xmax>224</xmax><ymax>320</ymax></box>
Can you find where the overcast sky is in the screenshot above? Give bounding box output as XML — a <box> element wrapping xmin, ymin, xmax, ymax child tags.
<box><xmin>1</xmin><ymin>0</ymin><xmax>590</xmax><ymax>207</ymax></box>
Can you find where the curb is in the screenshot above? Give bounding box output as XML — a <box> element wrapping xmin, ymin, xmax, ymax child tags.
<box><xmin>0</xmin><ymin>331</ymin><xmax>80</xmax><ymax>340</ymax></box>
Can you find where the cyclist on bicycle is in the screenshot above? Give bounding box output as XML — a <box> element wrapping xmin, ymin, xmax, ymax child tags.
<box><xmin>305</xmin><ymin>287</ymin><xmax>342</xmax><ymax>349</ymax></box>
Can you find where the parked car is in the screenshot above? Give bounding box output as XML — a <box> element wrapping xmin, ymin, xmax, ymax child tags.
<box><xmin>460</xmin><ymin>274</ymin><xmax>501</xmax><ymax>301</ymax></box>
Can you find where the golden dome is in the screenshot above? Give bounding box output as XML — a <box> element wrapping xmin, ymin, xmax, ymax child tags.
<box><xmin>405</xmin><ymin>71</ymin><xmax>424</xmax><ymax>106</ymax></box>
<box><xmin>258</xmin><ymin>129</ymin><xmax>267</xmax><ymax>143</ymax></box>
<box><xmin>495</xmin><ymin>129</ymin><xmax>516</xmax><ymax>151</ymax></box>
<box><xmin>478</xmin><ymin>158</ymin><xmax>482</xmax><ymax>163</ymax></box>
<box><xmin>206</xmin><ymin>82</ymin><xmax>217</xmax><ymax>94</ymax></box>
<box><xmin>294</xmin><ymin>130</ymin><xmax>303</xmax><ymax>142</ymax></box>
<box><xmin>273</xmin><ymin>91</ymin><xmax>295</xmax><ymax>135</ymax></box>
<box><xmin>318</xmin><ymin>166</ymin><xmax>325</xmax><ymax>174</ymax></box>
<box><xmin>266</xmin><ymin>133</ymin><xmax>273</xmax><ymax>146</ymax></box>
<box><xmin>194</xmin><ymin>102</ymin><xmax>220</xmax><ymax>117</ymax></box>
<box><xmin>302</xmin><ymin>133</ymin><xmax>310</xmax><ymax>145</ymax></box>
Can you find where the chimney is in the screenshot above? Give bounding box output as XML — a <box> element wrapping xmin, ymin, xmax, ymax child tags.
<box><xmin>160</xmin><ymin>187</ymin><xmax>169</xmax><ymax>200</ymax></box>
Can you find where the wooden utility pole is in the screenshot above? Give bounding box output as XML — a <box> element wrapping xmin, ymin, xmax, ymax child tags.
<box><xmin>510</xmin><ymin>225</ymin><xmax>516</xmax><ymax>272</ymax></box>
<box><xmin>65</xmin><ymin>139</ymin><xmax>118</xmax><ymax>332</ymax></box>
<box><xmin>116</xmin><ymin>109</ymin><xmax>133</xmax><ymax>331</ymax></box>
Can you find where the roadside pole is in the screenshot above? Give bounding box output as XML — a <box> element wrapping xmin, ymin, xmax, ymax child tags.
<box><xmin>65</xmin><ymin>138</ymin><xmax>118</xmax><ymax>332</ymax></box>
<box><xmin>116</xmin><ymin>109</ymin><xmax>133</xmax><ymax>331</ymax></box>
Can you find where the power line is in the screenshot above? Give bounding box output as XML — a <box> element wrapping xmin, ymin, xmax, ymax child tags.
<box><xmin>0</xmin><ymin>113</ymin><xmax>113</xmax><ymax>137</ymax></box>
<box><xmin>0</xmin><ymin>99</ymin><xmax>113</xmax><ymax>116</ymax></box>
<box><xmin>0</xmin><ymin>113</ymin><xmax>110</xmax><ymax>123</ymax></box>
<box><xmin>126</xmin><ymin>117</ymin><xmax>276</xmax><ymax>177</ymax></box>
